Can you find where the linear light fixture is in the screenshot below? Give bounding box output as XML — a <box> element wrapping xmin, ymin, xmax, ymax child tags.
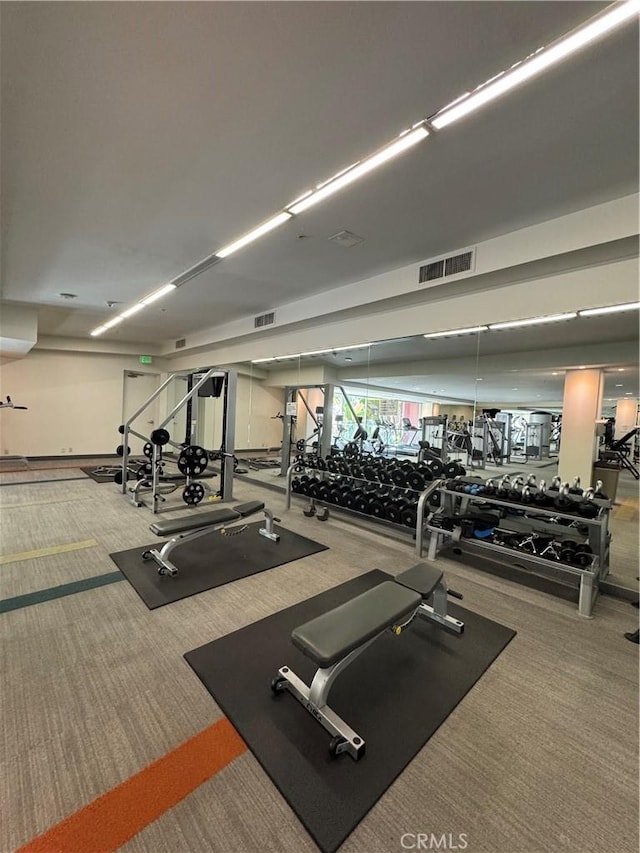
<box><xmin>216</xmin><ymin>212</ymin><xmax>292</xmax><ymax>259</ymax></box>
<box><xmin>139</xmin><ymin>283</ymin><xmax>177</xmax><ymax>305</ymax></box>
<box><xmin>423</xmin><ymin>325</ymin><xmax>488</xmax><ymax>339</ymax></box>
<box><xmin>252</xmin><ymin>343</ymin><xmax>372</xmax><ymax>363</ymax></box>
<box><xmin>287</xmin><ymin>124</ymin><xmax>429</xmax><ymax>215</ymax></box>
<box><xmin>489</xmin><ymin>312</ymin><xmax>576</xmax><ymax>330</ymax></box>
<box><xmin>579</xmin><ymin>301</ymin><xmax>640</xmax><ymax>317</ymax></box>
<box><xmin>431</xmin><ymin>0</ymin><xmax>640</xmax><ymax>129</ymax></box>
<box><xmin>119</xmin><ymin>303</ymin><xmax>146</xmax><ymax>319</ymax></box>
<box><xmin>90</xmin><ymin>284</ymin><xmax>177</xmax><ymax>336</ymax></box>
<box><xmin>300</xmin><ymin>343</ymin><xmax>372</xmax><ymax>356</ymax></box>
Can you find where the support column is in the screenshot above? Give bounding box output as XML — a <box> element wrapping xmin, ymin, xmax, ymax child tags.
<box><xmin>558</xmin><ymin>369</ymin><xmax>604</xmax><ymax>487</ymax></box>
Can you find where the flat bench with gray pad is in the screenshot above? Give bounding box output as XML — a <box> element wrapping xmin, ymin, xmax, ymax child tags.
<box><xmin>149</xmin><ymin>501</ymin><xmax>265</xmax><ymax>537</ymax></box>
<box><xmin>273</xmin><ymin>561</ymin><xmax>464</xmax><ymax>759</ymax></box>
<box><xmin>145</xmin><ymin>500</ymin><xmax>275</xmax><ymax>576</ymax></box>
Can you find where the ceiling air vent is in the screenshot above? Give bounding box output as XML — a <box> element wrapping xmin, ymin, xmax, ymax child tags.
<box><xmin>419</xmin><ymin>260</ymin><xmax>445</xmax><ymax>283</ymax></box>
<box><xmin>254</xmin><ymin>311</ymin><xmax>275</xmax><ymax>329</ymax></box>
<box><xmin>175</xmin><ymin>338</ymin><xmax>186</xmax><ymax>349</ymax></box>
<box><xmin>419</xmin><ymin>248</ymin><xmax>475</xmax><ymax>284</ymax></box>
<box><xmin>445</xmin><ymin>251</ymin><xmax>473</xmax><ymax>276</ymax></box>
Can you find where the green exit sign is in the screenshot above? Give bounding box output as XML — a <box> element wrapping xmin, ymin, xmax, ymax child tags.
<box><xmin>139</xmin><ymin>355</ymin><xmax>153</xmax><ymax>364</ymax></box>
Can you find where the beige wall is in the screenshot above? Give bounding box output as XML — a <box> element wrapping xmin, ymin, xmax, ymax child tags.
<box><xmin>0</xmin><ymin>350</ymin><xmax>284</xmax><ymax>457</ymax></box>
<box><xmin>0</xmin><ymin>350</ymin><xmax>169</xmax><ymax>456</ymax></box>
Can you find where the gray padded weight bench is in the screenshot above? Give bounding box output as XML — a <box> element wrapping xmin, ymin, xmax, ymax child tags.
<box><xmin>271</xmin><ymin>562</ymin><xmax>464</xmax><ymax>760</ymax></box>
<box><xmin>143</xmin><ymin>500</ymin><xmax>279</xmax><ymax>576</ymax></box>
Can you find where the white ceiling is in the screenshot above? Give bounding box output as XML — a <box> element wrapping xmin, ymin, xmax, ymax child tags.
<box><xmin>1</xmin><ymin>1</ymin><xmax>638</xmax><ymax>342</ymax></box>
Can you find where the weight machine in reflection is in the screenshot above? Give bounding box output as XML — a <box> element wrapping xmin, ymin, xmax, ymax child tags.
<box><xmin>420</xmin><ymin>416</ymin><xmax>448</xmax><ymax>462</ymax></box>
<box><xmin>468</xmin><ymin>413</ymin><xmax>511</xmax><ymax>469</ymax></box>
<box><xmin>510</xmin><ymin>412</ymin><xmax>551</xmax><ymax>461</ymax></box>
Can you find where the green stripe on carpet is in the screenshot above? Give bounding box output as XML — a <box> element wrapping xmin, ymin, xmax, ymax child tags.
<box><xmin>0</xmin><ymin>572</ymin><xmax>124</xmax><ymax>613</ymax></box>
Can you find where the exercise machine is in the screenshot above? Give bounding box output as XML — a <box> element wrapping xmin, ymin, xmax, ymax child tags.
<box><xmin>119</xmin><ymin>368</ymin><xmax>237</xmax><ymax>513</ymax></box>
<box><xmin>271</xmin><ymin>561</ymin><xmax>464</xmax><ymax>760</ymax></box>
<box><xmin>143</xmin><ymin>500</ymin><xmax>279</xmax><ymax>576</ymax></box>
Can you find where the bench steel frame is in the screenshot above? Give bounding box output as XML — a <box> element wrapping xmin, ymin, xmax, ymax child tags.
<box><xmin>273</xmin><ymin>573</ymin><xmax>463</xmax><ymax>760</ymax></box>
<box><xmin>144</xmin><ymin>506</ymin><xmax>279</xmax><ymax>576</ymax></box>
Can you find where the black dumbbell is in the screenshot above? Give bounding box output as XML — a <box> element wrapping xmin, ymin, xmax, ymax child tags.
<box><xmin>401</xmin><ymin>501</ymin><xmax>419</xmax><ymax>528</ymax></box>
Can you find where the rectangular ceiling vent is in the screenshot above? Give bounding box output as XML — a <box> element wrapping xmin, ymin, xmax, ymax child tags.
<box><xmin>254</xmin><ymin>311</ymin><xmax>275</xmax><ymax>329</ymax></box>
<box><xmin>175</xmin><ymin>338</ymin><xmax>186</xmax><ymax>349</ymax></box>
<box><xmin>419</xmin><ymin>248</ymin><xmax>475</xmax><ymax>284</ymax></box>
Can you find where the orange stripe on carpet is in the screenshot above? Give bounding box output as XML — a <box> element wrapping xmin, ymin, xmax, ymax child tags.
<box><xmin>18</xmin><ymin>718</ymin><xmax>247</xmax><ymax>853</ymax></box>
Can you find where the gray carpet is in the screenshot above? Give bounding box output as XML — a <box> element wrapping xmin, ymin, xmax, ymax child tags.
<box><xmin>1</xmin><ymin>476</ymin><xmax>638</xmax><ymax>853</ymax></box>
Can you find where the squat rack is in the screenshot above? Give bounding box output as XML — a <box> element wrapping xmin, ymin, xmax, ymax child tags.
<box><xmin>120</xmin><ymin>368</ymin><xmax>237</xmax><ymax>512</ymax></box>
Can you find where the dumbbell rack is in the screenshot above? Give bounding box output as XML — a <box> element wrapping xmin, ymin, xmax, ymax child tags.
<box><xmin>285</xmin><ymin>462</ymin><xmax>443</xmax><ymax>542</ymax></box>
<box><xmin>421</xmin><ymin>484</ymin><xmax>611</xmax><ymax>618</ymax></box>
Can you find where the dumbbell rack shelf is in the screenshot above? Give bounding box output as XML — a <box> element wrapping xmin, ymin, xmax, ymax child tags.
<box><xmin>421</xmin><ymin>486</ymin><xmax>611</xmax><ymax>618</ymax></box>
<box><xmin>285</xmin><ymin>463</ymin><xmax>441</xmax><ymax>543</ymax></box>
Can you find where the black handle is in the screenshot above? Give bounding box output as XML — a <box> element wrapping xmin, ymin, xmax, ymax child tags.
<box><xmin>447</xmin><ymin>588</ymin><xmax>463</xmax><ymax>600</ymax></box>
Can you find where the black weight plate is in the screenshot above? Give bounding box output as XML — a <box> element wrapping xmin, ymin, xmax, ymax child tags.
<box><xmin>326</xmin><ymin>457</ymin><xmax>338</xmax><ymax>473</ymax></box>
<box><xmin>182</xmin><ymin>483</ymin><xmax>205</xmax><ymax>505</ymax></box>
<box><xmin>143</xmin><ymin>442</ymin><xmax>154</xmax><ymax>459</ymax></box>
<box><xmin>316</xmin><ymin>457</ymin><xmax>327</xmax><ymax>471</ymax></box>
<box><xmin>295</xmin><ymin>439</ymin><xmax>306</xmax><ymax>452</ymax></box>
<box><xmin>177</xmin><ymin>445</ymin><xmax>209</xmax><ymax>476</ymax></box>
<box><xmin>444</xmin><ymin>462</ymin><xmax>460</xmax><ymax>478</ymax></box>
<box><xmin>150</xmin><ymin>428</ymin><xmax>170</xmax><ymax>446</ymax></box>
<box><xmin>428</xmin><ymin>491</ymin><xmax>441</xmax><ymax>508</ymax></box>
<box><xmin>118</xmin><ymin>424</ymin><xmax>125</xmax><ymax>435</ymax></box>
<box><xmin>113</xmin><ymin>470</ymin><xmax>124</xmax><ymax>485</ymax></box>
<box><xmin>291</xmin><ymin>478</ymin><xmax>302</xmax><ymax>493</ymax></box>
<box><xmin>115</xmin><ymin>444</ymin><xmax>130</xmax><ymax>457</ymax></box>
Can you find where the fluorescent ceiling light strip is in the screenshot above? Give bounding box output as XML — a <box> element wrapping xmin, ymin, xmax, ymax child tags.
<box><xmin>301</xmin><ymin>343</ymin><xmax>372</xmax><ymax>356</ymax></box>
<box><xmin>102</xmin><ymin>317</ymin><xmax>124</xmax><ymax>330</ymax></box>
<box><xmin>431</xmin><ymin>0</ymin><xmax>640</xmax><ymax>129</ymax></box>
<box><xmin>90</xmin><ymin>327</ymin><xmax>106</xmax><ymax>337</ymax></box>
<box><xmin>288</xmin><ymin>125</ymin><xmax>429</xmax><ymax>215</ymax></box>
<box><xmin>424</xmin><ymin>325</ymin><xmax>488</xmax><ymax>339</ymax></box>
<box><xmin>489</xmin><ymin>312</ymin><xmax>576</xmax><ymax>330</ymax></box>
<box><xmin>119</xmin><ymin>303</ymin><xmax>146</xmax><ymax>319</ymax></box>
<box><xmin>579</xmin><ymin>302</ymin><xmax>640</xmax><ymax>317</ymax></box>
<box><xmin>216</xmin><ymin>212</ymin><xmax>292</xmax><ymax>259</ymax></box>
<box><xmin>140</xmin><ymin>283</ymin><xmax>177</xmax><ymax>306</ymax></box>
